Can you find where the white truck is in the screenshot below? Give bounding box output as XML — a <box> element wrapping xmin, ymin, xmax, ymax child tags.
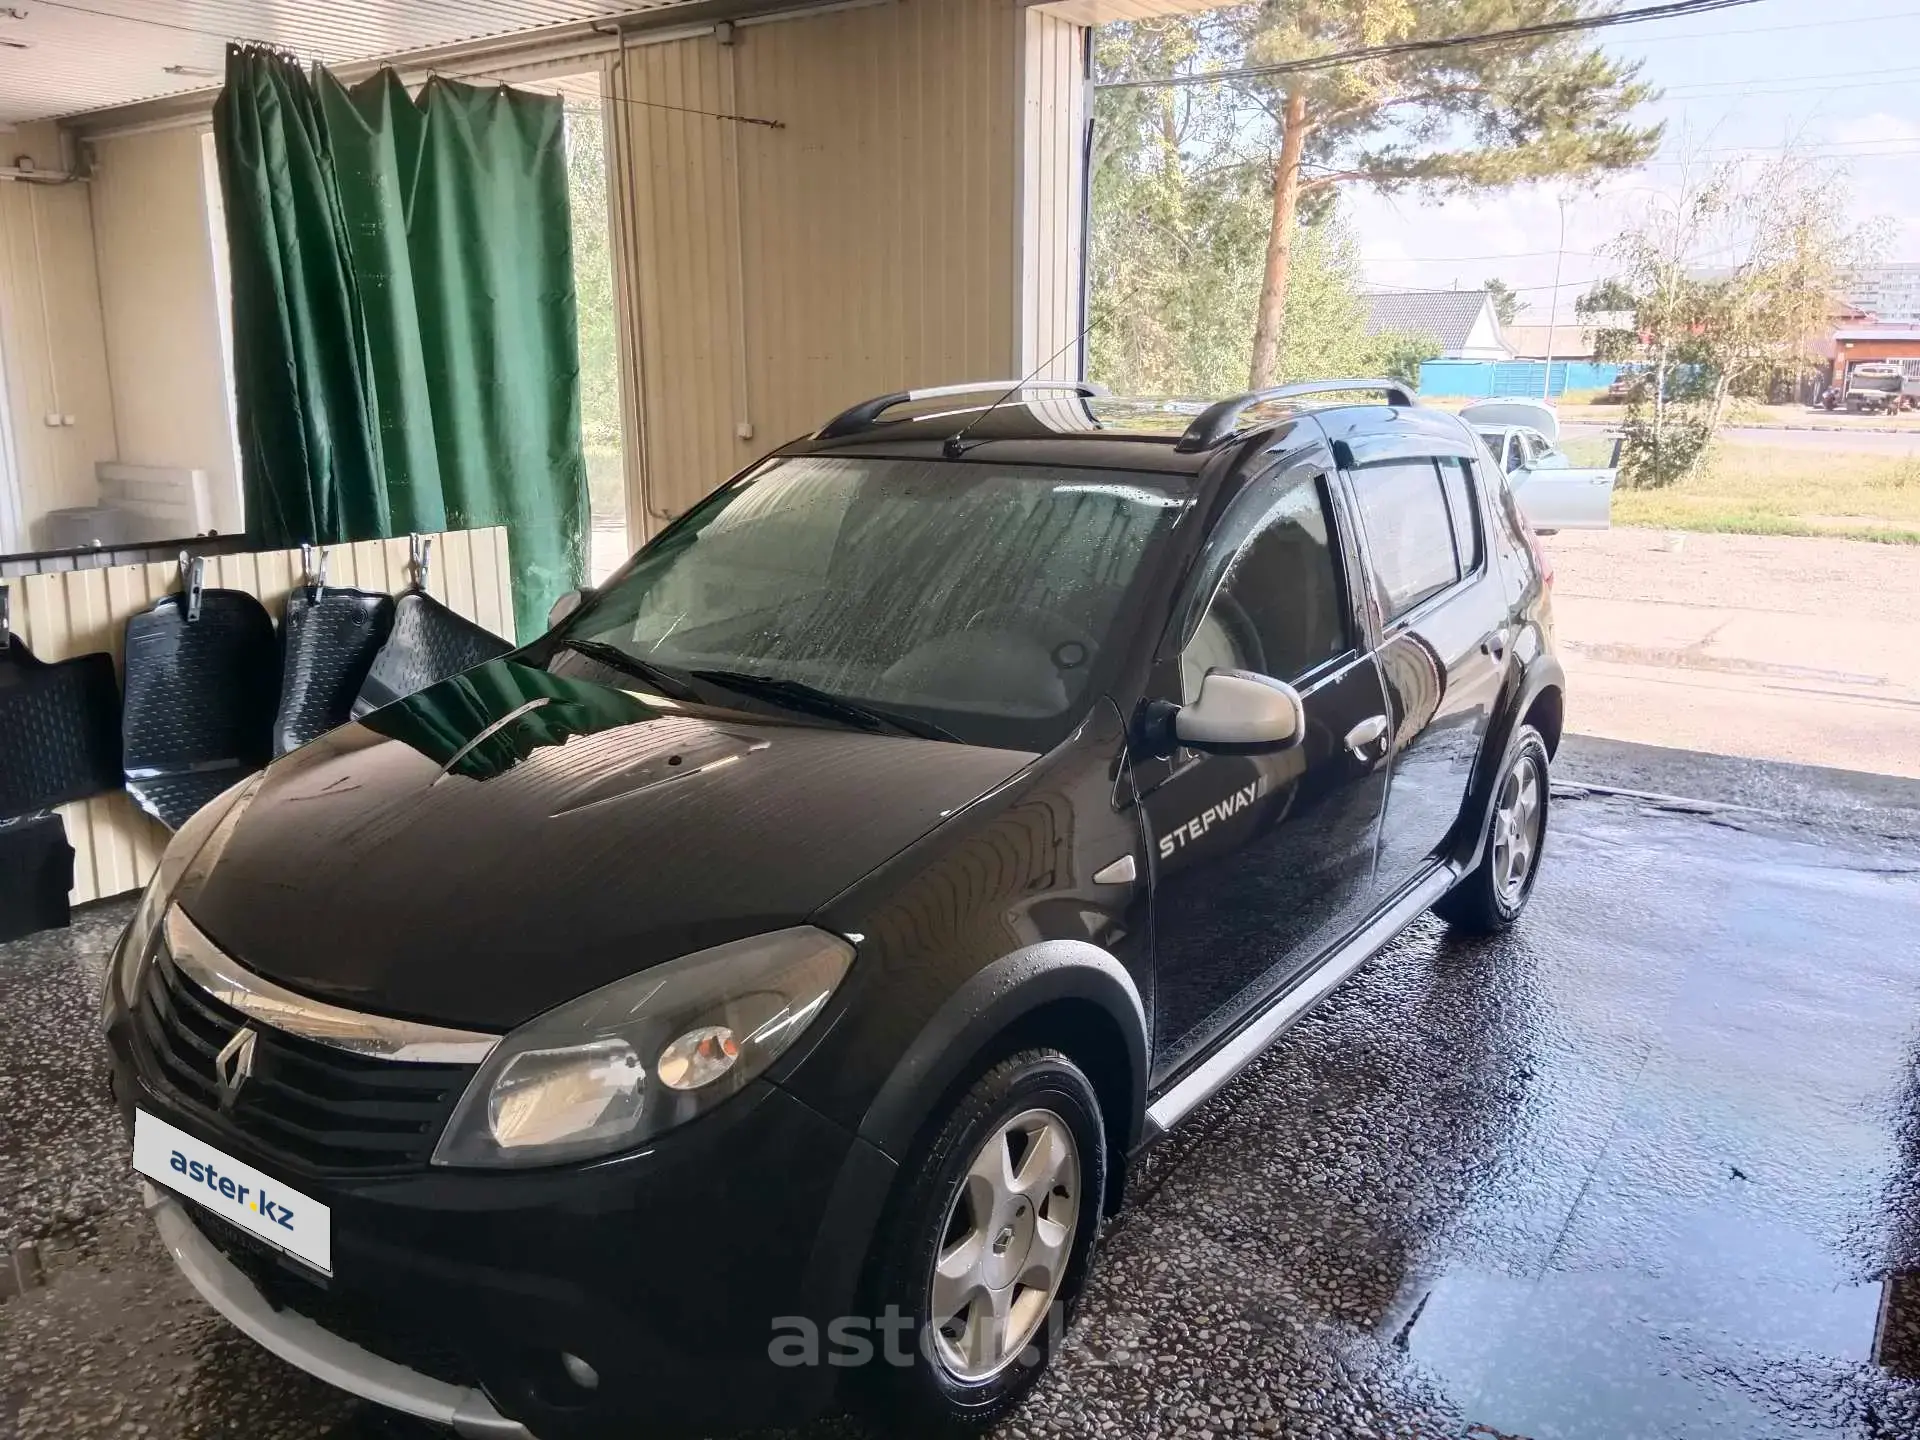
<box><xmin>1460</xmin><ymin>397</ymin><xmax>1616</xmax><ymax>533</ymax></box>
<box><xmin>1842</xmin><ymin>362</ymin><xmax>1907</xmax><ymax>414</ymax></box>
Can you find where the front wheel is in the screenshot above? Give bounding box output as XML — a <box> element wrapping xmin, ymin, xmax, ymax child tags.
<box><xmin>857</xmin><ymin>1049</ymin><xmax>1106</xmax><ymax>1432</ymax></box>
<box><xmin>1436</xmin><ymin>723</ymin><xmax>1550</xmax><ymax>935</ymax></box>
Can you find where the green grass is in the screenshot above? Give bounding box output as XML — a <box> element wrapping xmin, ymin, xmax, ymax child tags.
<box><xmin>1611</xmin><ymin>444</ymin><xmax>1920</xmax><ymax>545</ymax></box>
<box><xmin>1560</xmin><ymin>435</ymin><xmax>1619</xmax><ymax>467</ymax></box>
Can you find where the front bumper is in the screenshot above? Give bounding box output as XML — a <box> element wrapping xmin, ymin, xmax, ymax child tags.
<box><xmin>108</xmin><ymin>1009</ymin><xmax>898</xmax><ymax>1439</ymax></box>
<box><xmin>146</xmin><ymin>1185</ymin><xmax>529</xmax><ymax>1437</ymax></box>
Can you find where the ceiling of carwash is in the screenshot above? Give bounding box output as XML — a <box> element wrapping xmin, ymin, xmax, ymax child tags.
<box><xmin>0</xmin><ymin>0</ymin><xmax>1227</xmax><ymax>127</ymax></box>
<box><xmin>0</xmin><ymin>0</ymin><xmax>702</xmax><ymax>124</ymax></box>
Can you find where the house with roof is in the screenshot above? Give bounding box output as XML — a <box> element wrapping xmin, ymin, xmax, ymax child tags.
<box><xmin>1363</xmin><ymin>289</ymin><xmax>1515</xmax><ymax>361</ymax></box>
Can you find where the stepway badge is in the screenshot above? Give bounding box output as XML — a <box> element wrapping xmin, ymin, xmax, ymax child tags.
<box><xmin>133</xmin><ymin>1110</ymin><xmax>332</xmax><ymax>1274</ymax></box>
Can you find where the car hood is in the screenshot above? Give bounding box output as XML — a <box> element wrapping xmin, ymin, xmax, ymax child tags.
<box><xmin>175</xmin><ymin>658</ymin><xmax>1035</xmax><ymax>1030</ymax></box>
<box><xmin>1460</xmin><ymin>397</ymin><xmax>1560</xmax><ymax>442</ymax></box>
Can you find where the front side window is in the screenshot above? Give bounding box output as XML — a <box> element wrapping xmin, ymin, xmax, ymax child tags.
<box><xmin>1350</xmin><ymin>459</ymin><xmax>1464</xmax><ymax>621</ymax></box>
<box><xmin>1178</xmin><ymin>469</ymin><xmax>1349</xmax><ymax>702</ymax></box>
<box><xmin>554</xmin><ymin>456</ymin><xmax>1189</xmax><ymax>751</ymax></box>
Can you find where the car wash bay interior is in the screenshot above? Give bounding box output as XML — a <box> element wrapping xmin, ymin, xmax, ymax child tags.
<box><xmin>0</xmin><ymin>0</ymin><xmax>1175</xmax><ymax>929</ymax></box>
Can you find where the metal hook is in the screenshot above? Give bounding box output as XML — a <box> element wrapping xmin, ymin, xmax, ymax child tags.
<box><xmin>178</xmin><ymin>551</ymin><xmax>205</xmax><ymax>623</ymax></box>
<box><xmin>301</xmin><ymin>542</ymin><xmax>329</xmax><ymax>596</ymax></box>
<box><xmin>409</xmin><ymin>533</ymin><xmax>433</xmax><ymax>593</ymax></box>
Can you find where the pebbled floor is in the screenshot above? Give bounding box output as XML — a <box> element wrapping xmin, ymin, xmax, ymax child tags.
<box><xmin>4</xmin><ymin>744</ymin><xmax>1920</xmax><ymax>1440</ymax></box>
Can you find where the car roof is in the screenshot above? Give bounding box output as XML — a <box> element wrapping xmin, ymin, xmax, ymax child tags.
<box><xmin>782</xmin><ymin>393</ymin><xmax>1481</xmax><ymax>481</ymax></box>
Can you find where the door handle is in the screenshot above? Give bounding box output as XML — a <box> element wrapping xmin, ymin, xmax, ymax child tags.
<box><xmin>1345</xmin><ymin>714</ymin><xmax>1388</xmax><ymax>758</ymax></box>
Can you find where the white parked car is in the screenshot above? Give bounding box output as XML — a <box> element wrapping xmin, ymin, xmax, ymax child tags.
<box><xmin>1461</xmin><ymin>397</ymin><xmax>1616</xmax><ymax>533</ymax></box>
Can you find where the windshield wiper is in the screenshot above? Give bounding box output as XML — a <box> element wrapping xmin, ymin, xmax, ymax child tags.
<box><xmin>690</xmin><ymin>670</ymin><xmax>959</xmax><ymax>743</ymax></box>
<box><xmin>556</xmin><ymin>639</ymin><xmax>705</xmax><ymax>702</ymax></box>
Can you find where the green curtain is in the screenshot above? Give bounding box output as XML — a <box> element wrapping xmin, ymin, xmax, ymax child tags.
<box><xmin>214</xmin><ymin>48</ymin><xmax>588</xmax><ymax>642</ymax></box>
<box><xmin>213</xmin><ymin>49</ymin><xmax>389</xmax><ymax>546</ymax></box>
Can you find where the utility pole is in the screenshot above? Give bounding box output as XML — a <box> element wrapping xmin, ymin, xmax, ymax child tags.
<box><xmin>1541</xmin><ymin>193</ymin><xmax>1568</xmax><ymax>401</ymax></box>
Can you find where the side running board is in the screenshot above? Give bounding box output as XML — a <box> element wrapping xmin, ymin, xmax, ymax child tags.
<box><xmin>1143</xmin><ymin>865</ymin><xmax>1460</xmax><ymax>1137</ymax></box>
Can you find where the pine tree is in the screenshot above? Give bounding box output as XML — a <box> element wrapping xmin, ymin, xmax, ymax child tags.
<box><xmin>1227</xmin><ymin>1</ymin><xmax>1660</xmax><ymax>388</ymax></box>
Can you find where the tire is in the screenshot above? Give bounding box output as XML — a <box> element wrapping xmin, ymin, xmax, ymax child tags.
<box><xmin>1435</xmin><ymin>723</ymin><xmax>1550</xmax><ymax>935</ymax></box>
<box><xmin>857</xmin><ymin>1049</ymin><xmax>1107</xmax><ymax>1433</ymax></box>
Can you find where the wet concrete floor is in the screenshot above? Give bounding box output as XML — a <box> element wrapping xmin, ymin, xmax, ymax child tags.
<box><xmin>4</xmin><ymin>743</ymin><xmax>1920</xmax><ymax>1440</ymax></box>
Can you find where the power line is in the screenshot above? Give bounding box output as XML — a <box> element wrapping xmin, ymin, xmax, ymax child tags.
<box><xmin>1364</xmin><ymin>247</ymin><xmax>1601</xmax><ymax>263</ymax></box>
<box><xmin>1600</xmin><ymin>4</ymin><xmax>1920</xmax><ymax>45</ymax></box>
<box><xmin>1096</xmin><ymin>0</ymin><xmax>1776</xmax><ymax>92</ymax></box>
<box><xmin>1659</xmin><ymin>62</ymin><xmax>1920</xmax><ymax>95</ymax></box>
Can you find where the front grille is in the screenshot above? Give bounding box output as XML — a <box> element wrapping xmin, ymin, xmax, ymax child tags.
<box><xmin>133</xmin><ymin>947</ymin><xmax>475</xmax><ymax>1174</ymax></box>
<box><xmin>185</xmin><ymin>1207</ymin><xmax>480</xmax><ymax>1390</ymax></box>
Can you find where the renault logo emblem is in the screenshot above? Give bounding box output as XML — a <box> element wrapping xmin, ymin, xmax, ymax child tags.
<box><xmin>214</xmin><ymin>1028</ymin><xmax>258</xmax><ymax>1109</ymax></box>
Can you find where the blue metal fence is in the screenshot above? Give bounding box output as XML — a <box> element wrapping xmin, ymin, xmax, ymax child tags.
<box><xmin>1416</xmin><ymin>360</ymin><xmax>1622</xmax><ymax>399</ymax></box>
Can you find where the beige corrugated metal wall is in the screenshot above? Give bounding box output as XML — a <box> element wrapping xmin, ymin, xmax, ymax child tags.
<box><xmin>610</xmin><ymin>0</ymin><xmax>1088</xmax><ymax>532</ymax></box>
<box><xmin>8</xmin><ymin>526</ymin><xmax>512</xmax><ymax>904</ymax></box>
<box><xmin>1019</xmin><ymin>4</ymin><xmax>1089</xmax><ymax>382</ymax></box>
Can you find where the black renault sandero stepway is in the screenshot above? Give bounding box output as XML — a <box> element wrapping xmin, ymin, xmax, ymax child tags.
<box><xmin>102</xmin><ymin>379</ymin><xmax>1564</xmax><ymax>1438</ymax></box>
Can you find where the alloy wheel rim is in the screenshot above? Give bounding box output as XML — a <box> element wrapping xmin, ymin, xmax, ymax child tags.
<box><xmin>928</xmin><ymin>1107</ymin><xmax>1081</xmax><ymax>1383</ymax></box>
<box><xmin>1490</xmin><ymin>754</ymin><xmax>1543</xmax><ymax>907</ymax></box>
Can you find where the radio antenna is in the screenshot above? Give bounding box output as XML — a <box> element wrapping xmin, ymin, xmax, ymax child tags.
<box><xmin>943</xmin><ymin>321</ymin><xmax>1098</xmax><ymax>460</ymax></box>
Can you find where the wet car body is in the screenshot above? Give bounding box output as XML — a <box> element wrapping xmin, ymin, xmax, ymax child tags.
<box><xmin>101</xmin><ymin>383</ymin><xmax>1564</xmax><ymax>1438</ymax></box>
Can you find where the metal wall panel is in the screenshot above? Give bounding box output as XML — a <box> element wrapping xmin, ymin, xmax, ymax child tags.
<box><xmin>0</xmin><ymin>125</ymin><xmax>120</xmax><ymax>548</ymax></box>
<box><xmin>614</xmin><ymin>0</ymin><xmax>1030</xmax><ymax>529</ymax></box>
<box><xmin>1018</xmin><ymin>5</ymin><xmax>1088</xmax><ymax>379</ymax></box>
<box><xmin>6</xmin><ymin>526</ymin><xmax>512</xmax><ymax>905</ymax></box>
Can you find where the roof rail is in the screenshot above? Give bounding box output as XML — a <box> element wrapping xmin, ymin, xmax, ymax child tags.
<box><xmin>1174</xmin><ymin>379</ymin><xmax>1416</xmax><ymax>453</ymax></box>
<box><xmin>815</xmin><ymin>379</ymin><xmax>1111</xmax><ymax>440</ymax></box>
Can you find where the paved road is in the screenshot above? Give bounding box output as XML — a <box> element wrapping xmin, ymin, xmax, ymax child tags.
<box><xmin>4</xmin><ymin>742</ymin><xmax>1920</xmax><ymax>1440</ymax></box>
<box><xmin>1547</xmin><ymin>528</ymin><xmax>1920</xmax><ymax>780</ymax></box>
<box><xmin>1562</xmin><ymin>421</ymin><xmax>1920</xmax><ymax>455</ymax></box>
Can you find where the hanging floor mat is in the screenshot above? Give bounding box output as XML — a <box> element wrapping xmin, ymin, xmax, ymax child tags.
<box><xmin>122</xmin><ymin>558</ymin><xmax>280</xmax><ymax>831</ymax></box>
<box><xmin>352</xmin><ymin>536</ymin><xmax>511</xmax><ymax>718</ymax></box>
<box><xmin>0</xmin><ymin>585</ymin><xmax>124</xmax><ymax>821</ymax></box>
<box><xmin>0</xmin><ymin>812</ymin><xmax>75</xmax><ymax>942</ymax></box>
<box><xmin>274</xmin><ymin>547</ymin><xmax>395</xmax><ymax>756</ymax></box>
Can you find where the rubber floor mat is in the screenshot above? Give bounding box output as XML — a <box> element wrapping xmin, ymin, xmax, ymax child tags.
<box><xmin>122</xmin><ymin>588</ymin><xmax>279</xmax><ymax>831</ymax></box>
<box><xmin>0</xmin><ymin>812</ymin><xmax>74</xmax><ymax>941</ymax></box>
<box><xmin>352</xmin><ymin>591</ymin><xmax>512</xmax><ymax>718</ymax></box>
<box><xmin>274</xmin><ymin>585</ymin><xmax>395</xmax><ymax>756</ymax></box>
<box><xmin>0</xmin><ymin>634</ymin><xmax>123</xmax><ymax>821</ymax></box>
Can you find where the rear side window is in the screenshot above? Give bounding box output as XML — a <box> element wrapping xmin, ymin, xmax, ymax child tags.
<box><xmin>1350</xmin><ymin>458</ymin><xmax>1474</xmax><ymax>621</ymax></box>
<box><xmin>1437</xmin><ymin>458</ymin><xmax>1482</xmax><ymax>571</ymax></box>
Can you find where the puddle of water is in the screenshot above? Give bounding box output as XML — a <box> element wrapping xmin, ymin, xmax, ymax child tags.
<box><xmin>1388</xmin><ymin>1207</ymin><xmax>1894</xmax><ymax>1439</ymax></box>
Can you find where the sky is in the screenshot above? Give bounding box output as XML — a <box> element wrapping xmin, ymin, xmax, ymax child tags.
<box><xmin>1348</xmin><ymin>0</ymin><xmax>1920</xmax><ymax>321</ymax></box>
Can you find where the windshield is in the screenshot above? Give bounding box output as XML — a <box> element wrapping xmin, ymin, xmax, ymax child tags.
<box><xmin>552</xmin><ymin>455</ymin><xmax>1190</xmax><ymax>751</ymax></box>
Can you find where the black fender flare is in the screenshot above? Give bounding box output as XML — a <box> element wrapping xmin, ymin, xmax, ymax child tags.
<box><xmin>1456</xmin><ymin>647</ymin><xmax>1565</xmax><ymax>868</ymax></box>
<box><xmin>791</xmin><ymin>945</ymin><xmax>1148</xmax><ymax>1380</ymax></box>
<box><xmin>855</xmin><ymin>939</ymin><xmax>1149</xmax><ymax>1165</ymax></box>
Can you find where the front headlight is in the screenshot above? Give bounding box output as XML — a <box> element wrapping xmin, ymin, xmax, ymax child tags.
<box><xmin>108</xmin><ymin>776</ymin><xmax>263</xmax><ymax>1014</ymax></box>
<box><xmin>432</xmin><ymin>927</ymin><xmax>855</xmax><ymax>1168</ymax></box>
